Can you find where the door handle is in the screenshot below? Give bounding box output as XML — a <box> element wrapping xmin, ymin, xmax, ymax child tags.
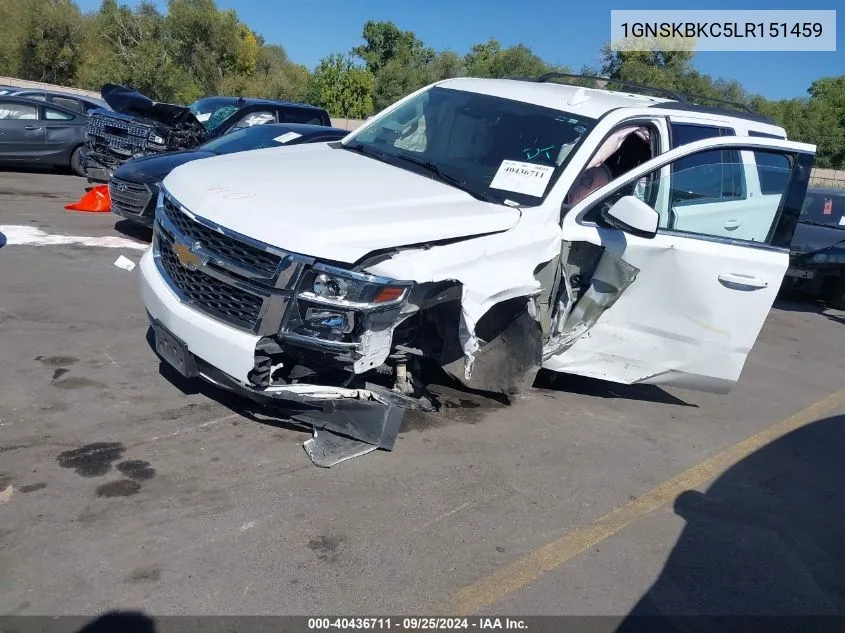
<box><xmin>24</xmin><ymin>125</ymin><xmax>41</xmax><ymax>130</ymax></box>
<box><xmin>724</xmin><ymin>219</ymin><xmax>740</xmax><ymax>230</ymax></box>
<box><xmin>718</xmin><ymin>273</ymin><xmax>768</xmax><ymax>289</ymax></box>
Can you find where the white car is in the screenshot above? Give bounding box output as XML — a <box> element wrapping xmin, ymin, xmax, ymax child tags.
<box><xmin>139</xmin><ymin>74</ymin><xmax>815</xmax><ymax>464</ymax></box>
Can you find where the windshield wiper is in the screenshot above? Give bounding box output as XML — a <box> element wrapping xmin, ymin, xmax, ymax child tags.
<box><xmin>392</xmin><ymin>153</ymin><xmax>500</xmax><ymax>204</ymax></box>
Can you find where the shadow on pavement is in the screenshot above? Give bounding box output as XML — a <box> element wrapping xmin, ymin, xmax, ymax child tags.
<box><xmin>114</xmin><ymin>219</ymin><xmax>153</xmax><ymax>243</ymax></box>
<box><xmin>774</xmin><ymin>298</ymin><xmax>845</xmax><ymax>325</ymax></box>
<box><xmin>75</xmin><ymin>611</ymin><xmax>157</xmax><ymax>633</ymax></box>
<box><xmin>617</xmin><ymin>413</ymin><xmax>845</xmax><ymax>632</ymax></box>
<box><xmin>534</xmin><ymin>370</ymin><xmax>696</xmax><ymax>408</ymax></box>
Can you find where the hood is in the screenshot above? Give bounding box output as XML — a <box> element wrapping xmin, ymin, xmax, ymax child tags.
<box><xmin>162</xmin><ymin>143</ymin><xmax>522</xmax><ymax>264</ymax></box>
<box><xmin>114</xmin><ymin>150</ymin><xmax>216</xmax><ymax>184</ymax></box>
<box><xmin>101</xmin><ymin>84</ymin><xmax>202</xmax><ymax>128</ymax></box>
<box><xmin>791</xmin><ymin>221</ymin><xmax>845</xmax><ymax>258</ymax></box>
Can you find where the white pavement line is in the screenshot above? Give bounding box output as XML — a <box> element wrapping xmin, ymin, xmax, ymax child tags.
<box><xmin>0</xmin><ymin>225</ymin><xmax>148</xmax><ymax>251</ymax></box>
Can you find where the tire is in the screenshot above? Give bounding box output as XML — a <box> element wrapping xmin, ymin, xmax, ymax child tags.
<box><xmin>830</xmin><ymin>273</ymin><xmax>845</xmax><ymax>310</ymax></box>
<box><xmin>69</xmin><ymin>146</ymin><xmax>85</xmax><ymax>177</ymax></box>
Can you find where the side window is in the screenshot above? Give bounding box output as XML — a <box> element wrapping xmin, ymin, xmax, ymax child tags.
<box><xmin>753</xmin><ymin>151</ymin><xmax>791</xmax><ymax>195</ymax></box>
<box><xmin>670</xmin><ymin>124</ymin><xmax>744</xmax><ymax>204</ymax></box>
<box><xmin>589</xmin><ymin>146</ymin><xmax>795</xmax><ymax>245</ymax></box>
<box><xmin>22</xmin><ymin>94</ymin><xmax>46</xmax><ymax>101</ymax></box>
<box><xmin>0</xmin><ymin>101</ymin><xmax>37</xmax><ymax>119</ymax></box>
<box><xmin>749</xmin><ymin>130</ymin><xmax>786</xmax><ymax>140</ymax></box>
<box><xmin>53</xmin><ymin>97</ymin><xmax>81</xmax><ymax>112</ymax></box>
<box><xmin>232</xmin><ymin>110</ymin><xmax>275</xmax><ymax>130</ymax></box>
<box><xmin>44</xmin><ymin>107</ymin><xmax>74</xmax><ymax>121</ymax></box>
<box><xmin>284</xmin><ymin>109</ymin><xmax>324</xmax><ymax>125</ymax></box>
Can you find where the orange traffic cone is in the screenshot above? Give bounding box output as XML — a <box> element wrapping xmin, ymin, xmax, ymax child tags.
<box><xmin>65</xmin><ymin>185</ymin><xmax>111</xmax><ymax>212</ymax></box>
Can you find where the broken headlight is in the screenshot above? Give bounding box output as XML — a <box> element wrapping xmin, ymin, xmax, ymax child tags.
<box><xmin>148</xmin><ymin>132</ymin><xmax>166</xmax><ymax>145</ymax></box>
<box><xmin>298</xmin><ymin>264</ymin><xmax>411</xmax><ymax>309</ymax></box>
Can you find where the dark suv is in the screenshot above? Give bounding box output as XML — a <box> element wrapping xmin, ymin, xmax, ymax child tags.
<box><xmin>786</xmin><ymin>187</ymin><xmax>845</xmax><ymax>308</ymax></box>
<box><xmin>82</xmin><ymin>84</ymin><xmax>331</xmax><ymax>182</ymax></box>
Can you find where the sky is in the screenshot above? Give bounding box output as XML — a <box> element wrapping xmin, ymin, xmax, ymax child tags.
<box><xmin>75</xmin><ymin>0</ymin><xmax>842</xmax><ymax>100</ymax></box>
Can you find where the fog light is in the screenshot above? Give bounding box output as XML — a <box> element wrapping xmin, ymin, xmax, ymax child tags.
<box><xmin>313</xmin><ymin>273</ymin><xmax>348</xmax><ymax>301</ymax></box>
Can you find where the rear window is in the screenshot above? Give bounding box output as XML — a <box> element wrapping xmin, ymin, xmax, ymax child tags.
<box><xmin>53</xmin><ymin>96</ymin><xmax>81</xmax><ymax>112</ymax></box>
<box><xmin>284</xmin><ymin>109</ymin><xmax>326</xmax><ymax>125</ymax></box>
<box><xmin>800</xmin><ymin>191</ymin><xmax>845</xmax><ymax>228</ymax></box>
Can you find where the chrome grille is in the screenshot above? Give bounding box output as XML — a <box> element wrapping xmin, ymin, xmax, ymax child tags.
<box><xmin>161</xmin><ymin>197</ymin><xmax>282</xmax><ymax>278</ymax></box>
<box><xmin>88</xmin><ymin>113</ymin><xmax>152</xmax><ymax>153</ymax></box>
<box><xmin>158</xmin><ymin>231</ymin><xmax>265</xmax><ymax>330</ymax></box>
<box><xmin>109</xmin><ymin>178</ymin><xmax>153</xmax><ymax>217</ymax></box>
<box><xmin>152</xmin><ymin>192</ymin><xmax>310</xmax><ymax>334</ymax></box>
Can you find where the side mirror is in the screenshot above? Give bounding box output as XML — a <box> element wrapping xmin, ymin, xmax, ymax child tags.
<box><xmin>600</xmin><ymin>195</ymin><xmax>659</xmax><ymax>239</ymax></box>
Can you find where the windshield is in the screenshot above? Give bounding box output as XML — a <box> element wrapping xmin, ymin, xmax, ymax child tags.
<box><xmin>801</xmin><ymin>190</ymin><xmax>845</xmax><ymax>229</ymax></box>
<box><xmin>189</xmin><ymin>97</ymin><xmax>240</xmax><ymax>131</ymax></box>
<box><xmin>198</xmin><ymin>125</ymin><xmax>310</xmax><ymax>154</ymax></box>
<box><xmin>345</xmin><ymin>86</ymin><xmax>595</xmax><ymax>205</ymax></box>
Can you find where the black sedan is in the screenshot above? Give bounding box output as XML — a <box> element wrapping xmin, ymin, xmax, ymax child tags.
<box><xmin>109</xmin><ymin>122</ymin><xmax>349</xmax><ymax>226</ymax></box>
<box><xmin>0</xmin><ymin>96</ymin><xmax>89</xmax><ymax>175</ymax></box>
<box><xmin>785</xmin><ymin>187</ymin><xmax>845</xmax><ymax>308</ymax></box>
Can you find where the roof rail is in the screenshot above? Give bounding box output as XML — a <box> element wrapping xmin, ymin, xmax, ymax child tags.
<box><xmin>511</xmin><ymin>72</ymin><xmax>758</xmax><ymax>116</ymax></box>
<box><xmin>670</xmin><ymin>92</ymin><xmax>757</xmax><ymax>114</ymax></box>
<box><xmin>522</xmin><ymin>72</ymin><xmax>688</xmax><ymax>102</ymax></box>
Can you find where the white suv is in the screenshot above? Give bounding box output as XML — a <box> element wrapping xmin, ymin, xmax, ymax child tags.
<box><xmin>139</xmin><ymin>74</ymin><xmax>815</xmax><ymax>463</ymax></box>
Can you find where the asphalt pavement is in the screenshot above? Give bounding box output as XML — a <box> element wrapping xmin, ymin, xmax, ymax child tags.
<box><xmin>1</xmin><ymin>169</ymin><xmax>844</xmax><ymax>620</ymax></box>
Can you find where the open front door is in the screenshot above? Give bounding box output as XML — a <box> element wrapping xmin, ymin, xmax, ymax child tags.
<box><xmin>544</xmin><ymin>136</ymin><xmax>816</xmax><ymax>393</ymax></box>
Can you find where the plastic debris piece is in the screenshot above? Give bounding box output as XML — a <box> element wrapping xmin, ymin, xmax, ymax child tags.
<box><xmin>302</xmin><ymin>429</ymin><xmax>377</xmax><ymax>468</ymax></box>
<box><xmin>114</xmin><ymin>255</ymin><xmax>136</xmax><ymax>271</ymax></box>
<box><xmin>65</xmin><ymin>185</ymin><xmax>111</xmax><ymax>212</ymax></box>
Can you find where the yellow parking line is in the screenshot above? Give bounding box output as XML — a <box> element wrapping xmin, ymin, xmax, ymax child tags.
<box><xmin>449</xmin><ymin>387</ymin><xmax>845</xmax><ymax>615</ymax></box>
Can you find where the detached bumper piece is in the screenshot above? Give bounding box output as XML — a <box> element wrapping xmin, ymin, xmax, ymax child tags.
<box><xmin>196</xmin><ymin>360</ymin><xmax>409</xmax><ymax>468</ymax></box>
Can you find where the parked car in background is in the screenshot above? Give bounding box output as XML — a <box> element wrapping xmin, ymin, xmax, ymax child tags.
<box><xmin>0</xmin><ymin>96</ymin><xmax>88</xmax><ymax>175</ymax></box>
<box><xmin>83</xmin><ymin>83</ymin><xmax>331</xmax><ymax>183</ymax></box>
<box><xmin>785</xmin><ymin>187</ymin><xmax>845</xmax><ymax>308</ymax></box>
<box><xmin>110</xmin><ymin>123</ymin><xmax>349</xmax><ymax>227</ymax></box>
<box><xmin>7</xmin><ymin>89</ymin><xmax>110</xmax><ymax>114</ymax></box>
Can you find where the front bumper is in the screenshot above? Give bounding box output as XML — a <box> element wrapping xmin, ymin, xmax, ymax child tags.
<box><xmin>109</xmin><ymin>178</ymin><xmax>157</xmax><ymax>226</ymax></box>
<box><xmin>139</xmin><ymin>249</ymin><xmax>408</xmax><ymax>451</ymax></box>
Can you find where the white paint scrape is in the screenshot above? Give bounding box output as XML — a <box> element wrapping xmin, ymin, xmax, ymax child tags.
<box><xmin>0</xmin><ymin>225</ymin><xmax>148</xmax><ymax>251</ymax></box>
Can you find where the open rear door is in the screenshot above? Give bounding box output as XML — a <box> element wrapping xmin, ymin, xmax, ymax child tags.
<box><xmin>544</xmin><ymin>136</ymin><xmax>815</xmax><ymax>393</ymax></box>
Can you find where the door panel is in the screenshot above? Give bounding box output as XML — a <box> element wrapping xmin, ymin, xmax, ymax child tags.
<box><xmin>546</xmin><ymin>136</ymin><xmax>815</xmax><ymax>393</ymax></box>
<box><xmin>0</xmin><ymin>101</ymin><xmax>44</xmax><ymax>159</ymax></box>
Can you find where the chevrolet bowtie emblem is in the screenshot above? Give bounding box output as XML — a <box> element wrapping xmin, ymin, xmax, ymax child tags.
<box><xmin>173</xmin><ymin>241</ymin><xmax>204</xmax><ymax>270</ymax></box>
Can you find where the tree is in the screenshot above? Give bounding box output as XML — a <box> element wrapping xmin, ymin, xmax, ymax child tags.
<box><xmin>353</xmin><ymin>20</ymin><xmax>433</xmax><ymax>75</ymax></box>
<box><xmin>16</xmin><ymin>0</ymin><xmax>84</xmax><ymax>85</ymax></box>
<box><xmin>465</xmin><ymin>38</ymin><xmax>564</xmax><ymax>79</ymax></box>
<box><xmin>308</xmin><ymin>53</ymin><xmax>374</xmax><ymax>118</ymax></box>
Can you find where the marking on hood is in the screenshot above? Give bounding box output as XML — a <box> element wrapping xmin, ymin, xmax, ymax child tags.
<box><xmin>204</xmin><ymin>184</ymin><xmax>256</xmax><ymax>200</ymax></box>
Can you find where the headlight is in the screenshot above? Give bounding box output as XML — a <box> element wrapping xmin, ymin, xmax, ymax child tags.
<box><xmin>298</xmin><ymin>264</ymin><xmax>411</xmax><ymax>309</ymax></box>
<box><xmin>812</xmin><ymin>253</ymin><xmax>829</xmax><ymax>263</ymax></box>
<box><xmin>148</xmin><ymin>133</ymin><xmax>166</xmax><ymax>145</ymax></box>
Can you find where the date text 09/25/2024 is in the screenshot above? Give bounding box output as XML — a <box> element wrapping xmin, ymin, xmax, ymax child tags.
<box><xmin>307</xmin><ymin>618</ymin><xmax>529</xmax><ymax>631</ymax></box>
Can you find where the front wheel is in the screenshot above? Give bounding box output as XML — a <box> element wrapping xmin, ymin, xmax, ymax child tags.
<box><xmin>70</xmin><ymin>146</ymin><xmax>85</xmax><ymax>177</ymax></box>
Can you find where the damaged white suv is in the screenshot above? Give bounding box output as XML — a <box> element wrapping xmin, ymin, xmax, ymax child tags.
<box><xmin>139</xmin><ymin>74</ymin><xmax>815</xmax><ymax>463</ymax></box>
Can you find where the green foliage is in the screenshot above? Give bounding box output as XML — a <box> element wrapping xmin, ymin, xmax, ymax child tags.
<box><xmin>1</xmin><ymin>0</ymin><xmax>314</xmax><ymax>106</ymax></box>
<box><xmin>2</xmin><ymin>3</ymin><xmax>843</xmax><ymax>166</ymax></box>
<box><xmin>308</xmin><ymin>53</ymin><xmax>374</xmax><ymax>119</ymax></box>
